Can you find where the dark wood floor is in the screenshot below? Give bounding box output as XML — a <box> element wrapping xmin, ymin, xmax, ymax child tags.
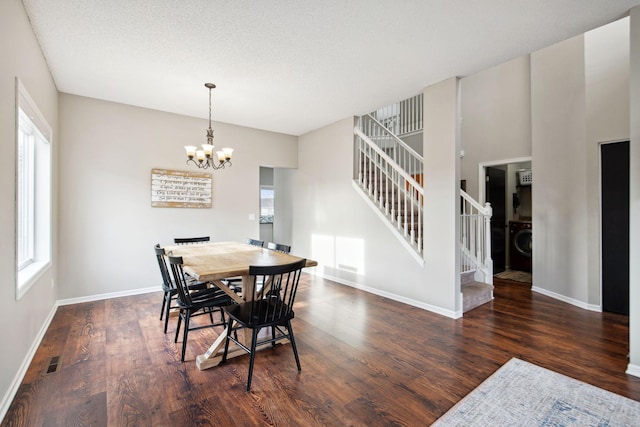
<box><xmin>3</xmin><ymin>275</ymin><xmax>640</xmax><ymax>426</ymax></box>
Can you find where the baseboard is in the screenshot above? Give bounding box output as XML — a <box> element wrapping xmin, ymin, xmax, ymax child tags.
<box><xmin>626</xmin><ymin>363</ymin><xmax>640</xmax><ymax>378</ymax></box>
<box><xmin>319</xmin><ymin>271</ymin><xmax>461</xmax><ymax>319</ymax></box>
<box><xmin>1</xmin><ymin>285</ymin><xmax>161</xmax><ymax>422</ymax></box>
<box><xmin>57</xmin><ymin>286</ymin><xmax>159</xmax><ymax>306</ymax></box>
<box><xmin>531</xmin><ymin>286</ymin><xmax>601</xmax><ymax>312</ymax></box>
<box><xmin>0</xmin><ymin>303</ymin><xmax>57</xmax><ymax>423</ymax></box>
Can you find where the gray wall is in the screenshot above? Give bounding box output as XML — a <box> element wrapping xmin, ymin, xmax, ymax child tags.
<box><xmin>460</xmin><ymin>55</ymin><xmax>532</xmax><ymax>201</ymax></box>
<box><xmin>629</xmin><ymin>6</ymin><xmax>640</xmax><ymax>374</ymax></box>
<box><xmin>58</xmin><ymin>93</ymin><xmax>298</xmax><ymax>300</ymax></box>
<box><xmin>0</xmin><ymin>0</ymin><xmax>59</xmax><ymax>416</ymax></box>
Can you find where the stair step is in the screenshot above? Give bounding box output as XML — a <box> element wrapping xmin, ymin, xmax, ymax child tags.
<box><xmin>460</xmin><ymin>270</ymin><xmax>475</xmax><ymax>285</ymax></box>
<box><xmin>462</xmin><ymin>281</ymin><xmax>493</xmax><ymax>313</ymax></box>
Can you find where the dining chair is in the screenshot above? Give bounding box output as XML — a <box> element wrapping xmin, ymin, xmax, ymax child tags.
<box><xmin>223</xmin><ymin>238</ymin><xmax>265</xmax><ymax>291</ymax></box>
<box><xmin>155</xmin><ymin>244</ymin><xmax>209</xmax><ymax>334</ymax></box>
<box><xmin>247</xmin><ymin>238</ymin><xmax>265</xmax><ymax>248</ymax></box>
<box><xmin>266</xmin><ymin>242</ymin><xmax>291</xmax><ymax>253</ymax></box>
<box><xmin>174</xmin><ymin>236</ymin><xmax>210</xmax><ymax>245</ymax></box>
<box><xmin>167</xmin><ymin>254</ymin><xmax>234</xmax><ymax>362</ymax></box>
<box><xmin>221</xmin><ymin>258</ymin><xmax>306</xmax><ymax>391</ymax></box>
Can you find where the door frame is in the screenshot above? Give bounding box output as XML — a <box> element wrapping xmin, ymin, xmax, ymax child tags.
<box><xmin>599</xmin><ymin>139</ymin><xmax>630</xmax><ymax>313</ymax></box>
<box><xmin>478</xmin><ymin>156</ymin><xmax>532</xmax><ymax>274</ymax></box>
<box><xmin>478</xmin><ymin>156</ymin><xmax>532</xmax><ymax>204</ymax></box>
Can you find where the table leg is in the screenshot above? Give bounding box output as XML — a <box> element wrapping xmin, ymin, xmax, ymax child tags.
<box><xmin>196</xmin><ymin>275</ymin><xmax>253</xmax><ymax>370</ymax></box>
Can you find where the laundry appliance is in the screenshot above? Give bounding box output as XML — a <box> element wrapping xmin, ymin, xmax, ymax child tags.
<box><xmin>509</xmin><ymin>221</ymin><xmax>532</xmax><ymax>272</ymax></box>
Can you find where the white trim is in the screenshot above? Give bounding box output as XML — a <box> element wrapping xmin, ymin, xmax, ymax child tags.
<box><xmin>532</xmin><ymin>286</ymin><xmax>601</xmax><ymax>312</ymax></box>
<box><xmin>16</xmin><ymin>261</ymin><xmax>51</xmax><ymax>300</ymax></box>
<box><xmin>352</xmin><ymin>181</ymin><xmax>425</xmax><ymax>266</ymax></box>
<box><xmin>0</xmin><ymin>284</ymin><xmax>160</xmax><ymax>421</ymax></box>
<box><xmin>57</xmin><ymin>286</ymin><xmax>159</xmax><ymax>306</ymax></box>
<box><xmin>316</xmin><ymin>270</ymin><xmax>461</xmax><ymax>319</ymax></box>
<box><xmin>477</xmin><ymin>156</ymin><xmax>532</xmax><ymax>204</ymax></box>
<box><xmin>0</xmin><ymin>303</ymin><xmax>57</xmax><ymax>423</ymax></box>
<box><xmin>626</xmin><ymin>363</ymin><xmax>640</xmax><ymax>378</ymax></box>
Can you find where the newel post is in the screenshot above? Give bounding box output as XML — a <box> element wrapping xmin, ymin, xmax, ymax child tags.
<box><xmin>483</xmin><ymin>202</ymin><xmax>492</xmax><ymax>267</ymax></box>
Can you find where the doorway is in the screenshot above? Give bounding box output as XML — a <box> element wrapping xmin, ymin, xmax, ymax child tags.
<box><xmin>601</xmin><ymin>140</ymin><xmax>629</xmax><ymax>315</ymax></box>
<box><xmin>479</xmin><ymin>157</ymin><xmax>533</xmax><ymax>284</ymax></box>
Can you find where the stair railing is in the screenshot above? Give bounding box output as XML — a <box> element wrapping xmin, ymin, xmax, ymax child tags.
<box><xmin>359</xmin><ymin>114</ymin><xmax>423</xmax><ymax>181</ymax></box>
<box><xmin>460</xmin><ymin>190</ymin><xmax>492</xmax><ymax>275</ymax></box>
<box><xmin>370</xmin><ymin>92</ymin><xmax>423</xmax><ymax>136</ymax></box>
<box><xmin>354</xmin><ymin>123</ymin><xmax>423</xmax><ymax>255</ymax></box>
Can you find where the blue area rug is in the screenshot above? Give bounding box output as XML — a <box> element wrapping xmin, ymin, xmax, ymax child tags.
<box><xmin>432</xmin><ymin>358</ymin><xmax>640</xmax><ymax>426</ymax></box>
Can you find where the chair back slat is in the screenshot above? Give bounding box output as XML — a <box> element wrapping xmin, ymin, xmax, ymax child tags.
<box><xmin>154</xmin><ymin>244</ymin><xmax>174</xmax><ymax>291</ymax></box>
<box><xmin>247</xmin><ymin>259</ymin><xmax>305</xmax><ymax>325</ymax></box>
<box><xmin>168</xmin><ymin>255</ymin><xmax>193</xmax><ymax>306</ymax></box>
<box><xmin>266</xmin><ymin>242</ymin><xmax>291</xmax><ymax>253</ymax></box>
<box><xmin>174</xmin><ymin>236</ymin><xmax>210</xmax><ymax>245</ymax></box>
<box><xmin>247</xmin><ymin>238</ymin><xmax>264</xmax><ymax>247</ymax></box>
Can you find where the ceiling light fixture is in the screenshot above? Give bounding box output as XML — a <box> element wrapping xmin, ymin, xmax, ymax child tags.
<box><xmin>184</xmin><ymin>83</ymin><xmax>233</xmax><ymax>170</ymax></box>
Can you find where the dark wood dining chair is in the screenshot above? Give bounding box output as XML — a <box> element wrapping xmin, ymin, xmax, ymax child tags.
<box><xmin>247</xmin><ymin>238</ymin><xmax>265</xmax><ymax>247</ymax></box>
<box><xmin>266</xmin><ymin>241</ymin><xmax>291</xmax><ymax>253</ymax></box>
<box><xmin>167</xmin><ymin>254</ymin><xmax>234</xmax><ymax>362</ymax></box>
<box><xmin>155</xmin><ymin>244</ymin><xmax>209</xmax><ymax>334</ymax></box>
<box><xmin>224</xmin><ymin>238</ymin><xmax>265</xmax><ymax>291</ymax></box>
<box><xmin>221</xmin><ymin>258</ymin><xmax>306</xmax><ymax>391</ymax></box>
<box><xmin>174</xmin><ymin>236</ymin><xmax>210</xmax><ymax>245</ymax></box>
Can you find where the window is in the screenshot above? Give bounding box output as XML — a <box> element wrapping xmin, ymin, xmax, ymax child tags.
<box><xmin>16</xmin><ymin>79</ymin><xmax>52</xmax><ymax>300</ymax></box>
<box><xmin>260</xmin><ymin>186</ymin><xmax>274</xmax><ymax>224</ymax></box>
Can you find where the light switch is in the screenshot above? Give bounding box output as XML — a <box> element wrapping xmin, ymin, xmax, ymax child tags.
<box><xmin>249</xmin><ymin>214</ymin><xmax>256</xmax><ymax>221</ymax></box>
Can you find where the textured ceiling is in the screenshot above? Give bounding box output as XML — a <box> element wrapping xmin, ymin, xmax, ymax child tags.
<box><xmin>22</xmin><ymin>0</ymin><xmax>640</xmax><ymax>136</ymax></box>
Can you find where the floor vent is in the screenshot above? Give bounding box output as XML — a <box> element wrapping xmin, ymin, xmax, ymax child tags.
<box><xmin>46</xmin><ymin>356</ymin><xmax>60</xmax><ymax>374</ymax></box>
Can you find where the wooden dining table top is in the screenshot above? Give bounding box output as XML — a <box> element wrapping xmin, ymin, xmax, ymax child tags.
<box><xmin>163</xmin><ymin>241</ymin><xmax>317</xmax><ymax>282</ymax></box>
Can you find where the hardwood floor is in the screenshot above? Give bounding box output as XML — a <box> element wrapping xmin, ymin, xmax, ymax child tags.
<box><xmin>3</xmin><ymin>274</ymin><xmax>640</xmax><ymax>426</ymax></box>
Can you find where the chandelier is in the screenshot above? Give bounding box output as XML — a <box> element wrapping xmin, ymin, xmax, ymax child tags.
<box><xmin>184</xmin><ymin>83</ymin><xmax>233</xmax><ymax>170</ymax></box>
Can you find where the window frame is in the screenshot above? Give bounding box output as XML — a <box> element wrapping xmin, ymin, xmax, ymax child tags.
<box><xmin>259</xmin><ymin>185</ymin><xmax>274</xmax><ymax>224</ymax></box>
<box><xmin>15</xmin><ymin>78</ymin><xmax>53</xmax><ymax>300</ymax></box>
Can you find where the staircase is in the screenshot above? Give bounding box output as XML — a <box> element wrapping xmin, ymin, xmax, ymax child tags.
<box><xmin>354</xmin><ymin>114</ymin><xmax>424</xmax><ymax>259</ymax></box>
<box><xmin>353</xmin><ymin>94</ymin><xmax>494</xmax><ymax>313</ymax></box>
<box><xmin>460</xmin><ymin>190</ymin><xmax>494</xmax><ymax>311</ymax></box>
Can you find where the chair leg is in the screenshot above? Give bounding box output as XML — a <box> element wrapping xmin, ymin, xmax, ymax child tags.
<box><xmin>287</xmin><ymin>320</ymin><xmax>302</xmax><ymax>372</ymax></box>
<box><xmin>246</xmin><ymin>327</ymin><xmax>260</xmax><ymax>392</ymax></box>
<box><xmin>160</xmin><ymin>291</ymin><xmax>167</xmax><ymax>320</ymax></box>
<box><xmin>163</xmin><ymin>294</ymin><xmax>172</xmax><ymax>334</ymax></box>
<box><xmin>174</xmin><ymin>311</ymin><xmax>183</xmax><ymax>343</ymax></box>
<box><xmin>180</xmin><ymin>311</ymin><xmax>190</xmax><ymax>362</ymax></box>
<box><xmin>271</xmin><ymin>326</ymin><xmax>276</xmax><ymax>348</ymax></box>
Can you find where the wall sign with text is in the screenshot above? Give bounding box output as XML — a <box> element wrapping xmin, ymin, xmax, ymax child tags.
<box><xmin>151</xmin><ymin>168</ymin><xmax>212</xmax><ymax>208</ymax></box>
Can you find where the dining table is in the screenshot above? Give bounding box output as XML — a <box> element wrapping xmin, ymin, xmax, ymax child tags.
<box><xmin>163</xmin><ymin>241</ymin><xmax>317</xmax><ymax>370</ymax></box>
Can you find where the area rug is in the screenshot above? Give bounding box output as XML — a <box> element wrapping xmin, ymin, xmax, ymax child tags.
<box><xmin>494</xmin><ymin>269</ymin><xmax>532</xmax><ymax>284</ymax></box>
<box><xmin>432</xmin><ymin>358</ymin><xmax>640</xmax><ymax>426</ymax></box>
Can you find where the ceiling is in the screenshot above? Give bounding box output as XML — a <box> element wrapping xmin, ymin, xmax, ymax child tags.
<box><xmin>23</xmin><ymin>0</ymin><xmax>640</xmax><ymax>136</ymax></box>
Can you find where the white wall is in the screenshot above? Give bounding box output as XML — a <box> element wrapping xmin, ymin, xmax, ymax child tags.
<box><xmin>628</xmin><ymin>5</ymin><xmax>640</xmax><ymax>374</ymax></box>
<box><xmin>0</xmin><ymin>0</ymin><xmax>59</xmax><ymax>417</ymax></box>
<box><xmin>58</xmin><ymin>93</ymin><xmax>298</xmax><ymax>300</ymax></box>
